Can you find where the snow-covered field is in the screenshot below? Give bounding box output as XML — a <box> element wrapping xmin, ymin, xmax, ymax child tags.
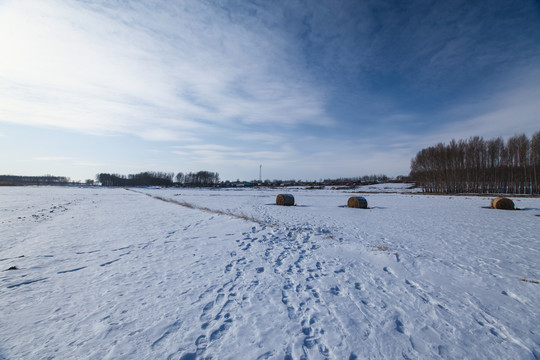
<box><xmin>1</xmin><ymin>186</ymin><xmax>539</xmax><ymax>359</ymax></box>
<box><xmin>342</xmin><ymin>182</ymin><xmax>420</xmax><ymax>193</ymax></box>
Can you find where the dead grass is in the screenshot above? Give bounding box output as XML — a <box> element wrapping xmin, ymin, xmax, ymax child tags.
<box><xmin>0</xmin><ymin>181</ymin><xmax>17</xmax><ymax>186</ymax></box>
<box><xmin>521</xmin><ymin>277</ymin><xmax>540</xmax><ymax>284</ymax></box>
<box><xmin>126</xmin><ymin>189</ymin><xmax>264</xmax><ymax>225</ymax></box>
<box><xmin>372</xmin><ymin>245</ymin><xmax>400</xmax><ymax>261</ymax></box>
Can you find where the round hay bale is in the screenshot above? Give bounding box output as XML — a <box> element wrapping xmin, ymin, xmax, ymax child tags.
<box><xmin>276</xmin><ymin>194</ymin><xmax>295</xmax><ymax>206</ymax></box>
<box><xmin>348</xmin><ymin>196</ymin><xmax>368</xmax><ymax>209</ymax></box>
<box><xmin>491</xmin><ymin>197</ymin><xmax>514</xmax><ymax>210</ymax></box>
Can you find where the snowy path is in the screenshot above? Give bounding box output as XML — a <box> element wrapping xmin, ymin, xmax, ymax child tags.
<box><xmin>1</xmin><ymin>187</ymin><xmax>540</xmax><ymax>359</ymax></box>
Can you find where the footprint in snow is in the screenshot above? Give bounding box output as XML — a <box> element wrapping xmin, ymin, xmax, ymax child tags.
<box><xmin>195</xmin><ymin>334</ymin><xmax>207</xmax><ymax>352</ymax></box>
<box><xmin>395</xmin><ymin>316</ymin><xmax>406</xmax><ymax>334</ymax></box>
<box><xmin>209</xmin><ymin>320</ymin><xmax>232</xmax><ymax>341</ymax></box>
<box><xmin>179</xmin><ymin>352</ymin><xmax>196</xmax><ymax>360</ymax></box>
<box><xmin>215</xmin><ymin>293</ymin><xmax>224</xmax><ymax>304</ymax></box>
<box><xmin>256</xmin><ymin>351</ymin><xmax>274</xmax><ymax>360</ymax></box>
<box><xmin>200</xmin><ymin>301</ymin><xmax>214</xmax><ymax>322</ymax></box>
<box><xmin>383</xmin><ymin>266</ymin><xmax>396</xmax><ymax>276</ymax></box>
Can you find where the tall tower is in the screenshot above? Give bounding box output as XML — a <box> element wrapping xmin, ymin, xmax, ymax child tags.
<box><xmin>259</xmin><ymin>164</ymin><xmax>262</xmax><ymax>182</ymax></box>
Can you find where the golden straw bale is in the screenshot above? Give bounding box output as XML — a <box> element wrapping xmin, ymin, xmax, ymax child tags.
<box><xmin>276</xmin><ymin>194</ymin><xmax>295</xmax><ymax>206</ymax></box>
<box><xmin>347</xmin><ymin>196</ymin><xmax>368</xmax><ymax>209</ymax></box>
<box><xmin>491</xmin><ymin>197</ymin><xmax>515</xmax><ymax>210</ymax></box>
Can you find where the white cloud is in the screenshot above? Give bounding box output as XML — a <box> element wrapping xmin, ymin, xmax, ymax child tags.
<box><xmin>438</xmin><ymin>86</ymin><xmax>540</xmax><ymax>141</ymax></box>
<box><xmin>0</xmin><ymin>0</ymin><xmax>331</xmax><ymax>142</ymax></box>
<box><xmin>234</xmin><ymin>132</ymin><xmax>284</xmax><ymax>145</ymax></box>
<box><xmin>394</xmin><ymin>83</ymin><xmax>540</xmax><ymax>152</ymax></box>
<box><xmin>34</xmin><ymin>156</ymin><xmax>73</xmax><ymax>161</ymax></box>
<box><xmin>138</xmin><ymin>129</ymin><xmax>183</xmax><ymax>142</ymax></box>
<box><xmin>73</xmin><ymin>161</ymin><xmax>103</xmax><ymax>168</ymax></box>
<box><xmin>32</xmin><ymin>156</ymin><xmax>102</xmax><ymax>167</ymax></box>
<box><xmin>178</xmin><ymin>144</ymin><xmax>238</xmax><ymax>152</ymax></box>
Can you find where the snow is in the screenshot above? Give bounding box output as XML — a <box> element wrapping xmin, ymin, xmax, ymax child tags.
<box><xmin>351</xmin><ymin>182</ymin><xmax>420</xmax><ymax>193</ymax></box>
<box><xmin>1</xmin><ymin>186</ymin><xmax>539</xmax><ymax>359</ymax></box>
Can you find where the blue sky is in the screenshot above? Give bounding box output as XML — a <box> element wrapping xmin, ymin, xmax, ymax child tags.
<box><xmin>1</xmin><ymin>0</ymin><xmax>539</xmax><ymax>182</ymax></box>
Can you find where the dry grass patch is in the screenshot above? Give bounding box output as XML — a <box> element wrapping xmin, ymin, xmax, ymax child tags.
<box><xmin>372</xmin><ymin>244</ymin><xmax>400</xmax><ymax>261</ymax></box>
<box><xmin>521</xmin><ymin>277</ymin><xmax>540</xmax><ymax>284</ymax></box>
<box><xmin>127</xmin><ymin>189</ymin><xmax>264</xmax><ymax>224</ymax></box>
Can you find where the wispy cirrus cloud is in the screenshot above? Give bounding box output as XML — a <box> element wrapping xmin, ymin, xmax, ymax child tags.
<box><xmin>288</xmin><ymin>0</ymin><xmax>540</xmax><ymax>128</ymax></box>
<box><xmin>34</xmin><ymin>156</ymin><xmax>73</xmax><ymax>161</ymax></box>
<box><xmin>0</xmin><ymin>0</ymin><xmax>330</xmax><ymax>142</ymax></box>
<box><xmin>32</xmin><ymin>156</ymin><xmax>103</xmax><ymax>167</ymax></box>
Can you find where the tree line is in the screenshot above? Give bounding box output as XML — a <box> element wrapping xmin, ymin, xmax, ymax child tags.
<box><xmin>96</xmin><ymin>170</ymin><xmax>219</xmax><ymax>187</ymax></box>
<box><xmin>410</xmin><ymin>131</ymin><xmax>540</xmax><ymax>194</ymax></box>
<box><xmin>96</xmin><ymin>172</ymin><xmax>174</xmax><ymax>187</ymax></box>
<box><xmin>0</xmin><ymin>175</ymin><xmax>71</xmax><ymax>186</ymax></box>
<box><xmin>175</xmin><ymin>171</ymin><xmax>219</xmax><ymax>186</ymax></box>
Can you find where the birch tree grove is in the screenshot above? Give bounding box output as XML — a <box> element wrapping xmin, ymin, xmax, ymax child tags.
<box><xmin>410</xmin><ymin>131</ymin><xmax>540</xmax><ymax>194</ymax></box>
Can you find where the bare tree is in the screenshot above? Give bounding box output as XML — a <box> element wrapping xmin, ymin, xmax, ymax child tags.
<box><xmin>410</xmin><ymin>131</ymin><xmax>539</xmax><ymax>194</ymax></box>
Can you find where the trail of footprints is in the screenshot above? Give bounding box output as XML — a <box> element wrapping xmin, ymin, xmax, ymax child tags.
<box><xmin>181</xmin><ymin>269</ymin><xmax>248</xmax><ymax>358</ymax></box>
<box><xmin>180</xmin><ymin>224</ymin><xmax>357</xmax><ymax>359</ymax></box>
<box><xmin>270</xmin><ymin>230</ymin><xmax>343</xmax><ymax>359</ymax></box>
<box><xmin>181</xmin><ymin>222</ymin><xmax>443</xmax><ymax>359</ymax></box>
<box><xmin>181</xmin><ymin>227</ymin><xmax>263</xmax><ymax>359</ymax></box>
